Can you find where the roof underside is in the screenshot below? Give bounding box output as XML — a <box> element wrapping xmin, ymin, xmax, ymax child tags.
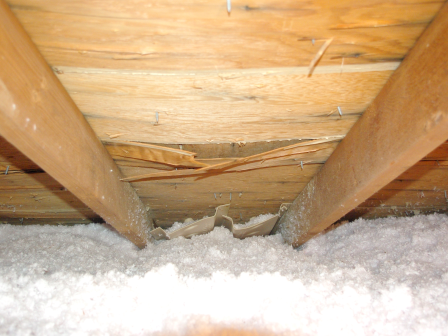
<box><xmin>1</xmin><ymin>0</ymin><xmax>447</xmax><ymax>227</ymax></box>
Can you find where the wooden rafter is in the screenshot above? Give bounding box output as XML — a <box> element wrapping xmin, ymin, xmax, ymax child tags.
<box><xmin>0</xmin><ymin>0</ymin><xmax>152</xmax><ymax>247</ymax></box>
<box><xmin>277</xmin><ymin>3</ymin><xmax>448</xmax><ymax>247</ymax></box>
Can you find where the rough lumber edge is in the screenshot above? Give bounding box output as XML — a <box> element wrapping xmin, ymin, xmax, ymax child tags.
<box><xmin>0</xmin><ymin>0</ymin><xmax>152</xmax><ymax>248</ymax></box>
<box><xmin>276</xmin><ymin>3</ymin><xmax>448</xmax><ymax>247</ymax></box>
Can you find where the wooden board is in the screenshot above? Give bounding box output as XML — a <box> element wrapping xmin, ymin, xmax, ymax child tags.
<box><xmin>0</xmin><ymin>136</ymin><xmax>41</xmax><ymax>172</ymax></box>
<box><xmin>344</xmin><ymin>145</ymin><xmax>448</xmax><ymax>220</ymax></box>
<box><xmin>0</xmin><ymin>217</ymin><xmax>100</xmax><ymax>225</ymax></box>
<box><xmin>56</xmin><ymin>65</ymin><xmax>395</xmax><ymax>144</ymax></box>
<box><xmin>0</xmin><ymin>0</ymin><xmax>151</xmax><ymax>247</ymax></box>
<box><xmin>0</xmin><ymin>189</ymin><xmax>98</xmax><ymax>219</ymax></box>
<box><xmin>0</xmin><ymin>137</ymin><xmax>101</xmax><ymax>223</ymax></box>
<box><xmin>1</xmin><ymin>0</ymin><xmax>447</xmax><ymax>229</ymax></box>
<box><xmin>116</xmin><ymin>140</ymin><xmax>331</xmax><ymax>225</ymax></box>
<box><xmin>277</xmin><ymin>3</ymin><xmax>448</xmax><ymax>246</ymax></box>
<box><xmin>0</xmin><ymin>138</ymin><xmax>326</xmax><ymax>226</ymax></box>
<box><xmin>120</xmin><ymin>139</ymin><xmax>338</xmax><ymax>182</ymax></box>
<box><xmin>7</xmin><ymin>0</ymin><xmax>443</xmax><ymax>70</ymax></box>
<box><xmin>3</xmin><ymin>150</ymin><xmax>447</xmax><ymax>227</ymax></box>
<box><xmin>129</xmin><ymin>164</ymin><xmax>322</xmax><ymax>227</ymax></box>
<box><xmin>2</xmin><ymin>137</ymin><xmax>446</xmax><ymax>228</ymax></box>
<box><xmin>135</xmin><ymin>139</ymin><xmax>329</xmax><ymax>159</ymax></box>
<box><xmin>424</xmin><ymin>141</ymin><xmax>448</xmax><ymax>160</ymax></box>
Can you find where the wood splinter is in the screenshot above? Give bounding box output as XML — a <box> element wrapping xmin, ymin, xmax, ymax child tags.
<box><xmin>308</xmin><ymin>37</ymin><xmax>334</xmax><ymax>76</ymax></box>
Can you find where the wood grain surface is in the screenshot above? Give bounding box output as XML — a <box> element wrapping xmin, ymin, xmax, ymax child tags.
<box><xmin>277</xmin><ymin>3</ymin><xmax>448</xmax><ymax>246</ymax></box>
<box><xmin>1</xmin><ymin>0</ymin><xmax>446</xmax><ymax>229</ymax></box>
<box><xmin>7</xmin><ymin>0</ymin><xmax>443</xmax><ymax>70</ymax></box>
<box><xmin>0</xmin><ymin>0</ymin><xmax>151</xmax><ymax>247</ymax></box>
<box><xmin>56</xmin><ymin>65</ymin><xmax>395</xmax><ymax>143</ymax></box>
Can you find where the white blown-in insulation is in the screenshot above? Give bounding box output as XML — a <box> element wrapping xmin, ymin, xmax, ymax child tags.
<box><xmin>0</xmin><ymin>214</ymin><xmax>448</xmax><ymax>335</ymax></box>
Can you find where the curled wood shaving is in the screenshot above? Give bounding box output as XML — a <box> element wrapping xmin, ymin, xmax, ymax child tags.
<box><xmin>106</xmin><ymin>132</ymin><xmax>128</xmax><ymax>139</ymax></box>
<box><xmin>105</xmin><ymin>140</ymin><xmax>208</xmax><ymax>168</ymax></box>
<box><xmin>121</xmin><ymin>139</ymin><xmax>337</xmax><ymax>182</ymax></box>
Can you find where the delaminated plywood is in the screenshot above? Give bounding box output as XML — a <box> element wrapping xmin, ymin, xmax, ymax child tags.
<box><xmin>1</xmin><ymin>138</ymin><xmax>325</xmax><ymax>226</ymax></box>
<box><xmin>114</xmin><ymin>140</ymin><xmax>333</xmax><ymax>225</ymax></box>
<box><xmin>1</xmin><ymin>0</ymin><xmax>446</xmax><ymax>228</ymax></box>
<box><xmin>2</xmin><ymin>138</ymin><xmax>447</xmax><ymax>228</ymax></box>
<box><xmin>129</xmin><ymin>164</ymin><xmax>322</xmax><ymax>227</ymax></box>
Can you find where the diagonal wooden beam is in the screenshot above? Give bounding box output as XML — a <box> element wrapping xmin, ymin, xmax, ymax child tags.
<box><xmin>0</xmin><ymin>0</ymin><xmax>153</xmax><ymax>248</ymax></box>
<box><xmin>277</xmin><ymin>3</ymin><xmax>448</xmax><ymax>247</ymax></box>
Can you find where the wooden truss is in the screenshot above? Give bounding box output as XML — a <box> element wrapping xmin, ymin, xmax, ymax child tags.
<box><xmin>0</xmin><ymin>1</ymin><xmax>152</xmax><ymax>248</ymax></box>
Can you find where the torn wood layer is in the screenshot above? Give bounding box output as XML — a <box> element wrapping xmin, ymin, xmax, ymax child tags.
<box><xmin>1</xmin><ymin>0</ymin><xmax>447</xmax><ymax>231</ymax></box>
<box><xmin>105</xmin><ymin>141</ymin><xmax>208</xmax><ymax>168</ymax></box>
<box><xmin>121</xmin><ymin>138</ymin><xmax>339</xmax><ymax>182</ymax></box>
<box><xmin>3</xmin><ymin>139</ymin><xmax>446</xmax><ymax>228</ymax></box>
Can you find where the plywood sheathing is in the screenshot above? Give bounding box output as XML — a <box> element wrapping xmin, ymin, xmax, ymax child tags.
<box><xmin>0</xmin><ymin>137</ymin><xmax>101</xmax><ymax>224</ymax></box>
<box><xmin>7</xmin><ymin>0</ymin><xmax>443</xmax><ymax>70</ymax></box>
<box><xmin>54</xmin><ymin>65</ymin><xmax>395</xmax><ymax>144</ymax></box>
<box><xmin>0</xmin><ymin>1</ymin><xmax>152</xmax><ymax>247</ymax></box>
<box><xmin>6</xmin><ymin>0</ymin><xmax>444</xmax><ymax>144</ymax></box>
<box><xmin>116</xmin><ymin>140</ymin><xmax>336</xmax><ymax>226</ymax></box>
<box><xmin>0</xmin><ymin>136</ymin><xmax>325</xmax><ymax>225</ymax></box>
<box><xmin>277</xmin><ymin>1</ymin><xmax>448</xmax><ymax>246</ymax></box>
<box><xmin>343</xmin><ymin>142</ymin><xmax>448</xmax><ymax>220</ymax></box>
<box><xmin>3</xmin><ymin>140</ymin><xmax>447</xmax><ymax>227</ymax></box>
<box><xmin>1</xmin><ymin>0</ymin><xmax>447</xmax><ymax>227</ymax></box>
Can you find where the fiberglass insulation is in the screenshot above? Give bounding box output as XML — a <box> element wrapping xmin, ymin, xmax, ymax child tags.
<box><xmin>0</xmin><ymin>214</ymin><xmax>447</xmax><ymax>335</ymax></box>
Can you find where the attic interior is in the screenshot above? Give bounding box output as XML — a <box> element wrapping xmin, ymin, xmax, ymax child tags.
<box><xmin>1</xmin><ymin>0</ymin><xmax>448</xmax><ymax>245</ymax></box>
<box><xmin>2</xmin><ymin>0</ymin><xmax>448</xmax><ymax>334</ymax></box>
